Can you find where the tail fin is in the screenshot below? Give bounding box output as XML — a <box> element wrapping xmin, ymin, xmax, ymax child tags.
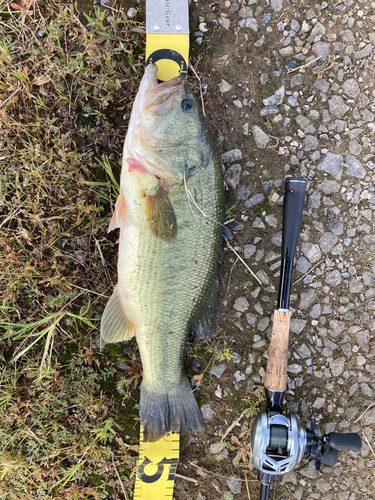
<box><xmin>139</xmin><ymin>377</ymin><xmax>205</xmax><ymax>442</ymax></box>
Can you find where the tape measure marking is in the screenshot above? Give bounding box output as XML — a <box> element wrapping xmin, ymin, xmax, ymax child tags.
<box><xmin>134</xmin><ymin>428</ymin><xmax>180</xmax><ymax>499</ymax></box>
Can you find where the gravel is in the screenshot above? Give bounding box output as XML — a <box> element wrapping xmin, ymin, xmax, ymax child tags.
<box><xmin>192</xmin><ymin>2</ymin><xmax>375</xmax><ymax>497</ymax></box>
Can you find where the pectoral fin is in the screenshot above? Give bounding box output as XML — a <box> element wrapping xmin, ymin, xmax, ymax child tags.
<box><xmin>145</xmin><ymin>187</ymin><xmax>177</xmax><ymax>241</ymax></box>
<box><xmin>108</xmin><ymin>191</ymin><xmax>129</xmax><ymax>232</ymax></box>
<box><xmin>101</xmin><ymin>285</ymin><xmax>135</xmax><ymax>343</ymax></box>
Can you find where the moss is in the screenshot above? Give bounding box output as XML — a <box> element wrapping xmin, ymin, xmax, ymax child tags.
<box><xmin>264</xmin><ymin>79</ymin><xmax>279</xmax><ymax>97</ymax></box>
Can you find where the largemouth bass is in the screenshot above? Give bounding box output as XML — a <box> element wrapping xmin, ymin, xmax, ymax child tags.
<box><xmin>101</xmin><ymin>64</ymin><xmax>224</xmax><ymax>442</ymax></box>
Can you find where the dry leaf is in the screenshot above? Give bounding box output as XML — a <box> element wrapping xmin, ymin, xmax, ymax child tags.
<box><xmin>33</xmin><ymin>74</ymin><xmax>51</xmax><ymax>86</ymax></box>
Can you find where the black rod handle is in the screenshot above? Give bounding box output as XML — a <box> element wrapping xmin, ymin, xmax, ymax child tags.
<box><xmin>277</xmin><ymin>178</ymin><xmax>307</xmax><ymax>310</ymax></box>
<box><xmin>326</xmin><ymin>432</ymin><xmax>362</xmax><ymax>452</ymax></box>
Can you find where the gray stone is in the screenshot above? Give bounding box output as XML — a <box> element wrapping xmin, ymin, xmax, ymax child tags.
<box><xmin>314</xmin><ymin>79</ymin><xmax>329</xmax><ymax>93</ymax></box>
<box><xmin>301</xmin><ymin>242</ymin><xmax>322</xmax><ymax>263</ymax></box>
<box><xmin>256</xmin><ymin>269</ymin><xmax>269</xmax><ymax>285</ymax></box>
<box><xmin>296</xmin><ymin>115</ymin><xmax>311</xmax><ymax>130</ymax></box>
<box><xmin>219</xmin><ymin>79</ymin><xmax>233</xmax><ymax>93</ymax></box>
<box><xmin>312</xmin><ymin>397</ymin><xmax>326</xmax><ymax>409</ymax></box>
<box><xmin>320</xmin><ymin>233</ymin><xmax>339</xmax><ymax>253</ymax></box>
<box><xmin>310</xmin><ymin>303</ymin><xmax>321</xmax><ymax>319</ymax></box>
<box><xmin>349</xmin><ymin>279</ymin><xmax>363</xmax><ymax>293</ymax></box>
<box><xmin>304</xmin><ymin>135</ymin><xmax>319</xmax><ymax>151</ymax></box>
<box><xmin>317</xmin><ymin>180</ymin><xmax>339</xmax><ymax>194</ymax></box>
<box><xmin>298</xmin><ymin>344</ymin><xmax>312</xmax><ymax>358</ymax></box>
<box><xmin>263</xmin><ymin>86</ymin><xmax>285</xmax><ymax>106</ymax></box>
<box><xmin>237</xmin><ymin>185</ymin><xmax>251</xmax><ymax>200</ymax></box>
<box><xmin>244</xmin><ymin>244</ymin><xmax>256</xmax><ymax>259</ymax></box>
<box><xmin>269</xmin><ymin>0</ymin><xmax>284</xmax><ymax>11</ymax></box>
<box><xmin>290</xmin><ymin>74</ymin><xmax>304</xmax><ymax>88</ymax></box>
<box><xmin>345</xmin><ymin>155</ymin><xmax>366</xmax><ymax>179</ymax></box>
<box><xmin>243</xmin><ymin>17</ymin><xmax>258</xmax><ymax>32</ymax></box>
<box><xmin>329</xmin><ymin>320</ymin><xmax>345</xmax><ymax>337</ymax></box>
<box><xmin>211</xmin><ymin>364</ymin><xmax>227</xmax><ymax>378</ymax></box>
<box><xmin>327</xmin><ymin>216</ymin><xmax>343</xmax><ymax>235</ymax></box>
<box><xmin>246</xmin><ymin>313</ymin><xmax>257</xmax><ymax>325</ymax></box>
<box><xmin>342</xmin><ymin>78</ymin><xmax>360</xmax><ymax>98</ymax></box>
<box><xmin>238</xmin><ymin>6</ymin><xmax>253</xmax><ymax>18</ymax></box>
<box><xmin>312</xmin><ymin>41</ymin><xmax>330</xmax><ymax>61</ymax></box>
<box><xmin>265</xmin><ymin>215</ymin><xmax>278</xmax><ymax>228</ymax></box>
<box><xmin>226</xmin><ymin>476</ymin><xmax>242</xmax><ymax>495</ymax></box>
<box><xmin>308</xmin><ymin>191</ymin><xmax>321</xmax><ymax>209</ymax></box>
<box><xmin>363</xmin><ymin>109</ymin><xmax>375</xmax><ymax>123</ymax></box>
<box><xmin>279</xmin><ymin>46</ymin><xmax>293</xmax><ymax>57</ymax></box>
<box><xmin>308</xmin><ymin>22</ymin><xmax>326</xmax><ymax>42</ymax></box>
<box><xmin>288</xmin><ymin>364</ymin><xmax>302</xmax><ymax>374</ymax></box>
<box><xmin>234</xmin><ymin>370</ymin><xmax>246</xmax><ymax>382</ymax></box>
<box><xmin>317</xmin><ymin>153</ymin><xmax>343</xmax><ymax>180</ymax></box>
<box><xmin>245</xmin><ymin>193</ymin><xmax>265</xmax><ymax>207</ymax></box>
<box><xmin>325</xmin><ymin>270</ymin><xmax>342</xmax><ymax>286</ymax></box>
<box><xmin>290</xmin><ymin>319</ymin><xmax>307</xmax><ymax>334</ymax></box>
<box><xmin>340</xmin><ymin>30</ymin><xmax>355</xmax><ymax>44</ymax></box>
<box><xmin>224</xmin><ymin>164</ymin><xmax>242</xmax><ymax>189</ymax></box>
<box><xmin>222</xmin><ymin>149</ymin><xmax>242</xmax><ymax>163</ymax></box>
<box><xmin>258</xmin><ymin>317</ymin><xmax>270</xmax><ymax>332</ymax></box>
<box><xmin>260</xmin><ymin>105</ymin><xmax>280</xmax><ymax>117</ymax></box>
<box><xmin>271</xmin><ymin>232</ymin><xmax>282</xmax><ymax>247</ymax></box>
<box><xmin>252</xmin><ymin>217</ymin><xmax>265</xmax><ymax>229</ymax></box>
<box><xmin>356</xmin><ymin>330</ymin><xmax>369</xmax><ymax>347</ymax></box>
<box><xmin>355</xmin><ymin>43</ymin><xmax>373</xmax><ymax>59</ymax></box>
<box><xmin>349</xmin><ymin>140</ymin><xmax>362</xmax><ymax>155</ymax></box>
<box><xmin>330</xmin><ymin>357</ymin><xmax>345</xmax><ymax>376</ymax></box>
<box><xmin>364</xmin><ymin>408</ymin><xmax>375</xmax><ymax>425</ymax></box>
<box><xmin>233</xmin><ymin>297</ymin><xmax>249</xmax><ymax>312</ymax></box>
<box><xmin>288</xmin><ymin>96</ymin><xmax>299</xmax><ymax>107</ymax></box>
<box><xmin>361</xmin><ymin>383</ymin><xmax>374</xmax><ymax>397</ymax></box>
<box><xmin>254</xmin><ymin>35</ymin><xmax>265</xmax><ymax>48</ymax></box>
<box><xmin>210</xmin><ymin>442</ymin><xmax>224</xmax><ymax>454</ymax></box>
<box><xmin>299</xmin><ymin>289</ymin><xmax>316</xmax><ymax>309</ymax></box>
<box><xmin>328</xmin><ymin>96</ymin><xmax>349</xmax><ymax>118</ymax></box>
<box><xmin>201</xmin><ymin>403</ymin><xmax>216</xmax><ymax>423</ymax></box>
<box><xmin>296</xmin><ymin>257</ymin><xmax>311</xmax><ymax>274</ymax></box>
<box><xmin>252</xmin><ymin>125</ymin><xmax>271</xmax><ymax>149</ymax></box>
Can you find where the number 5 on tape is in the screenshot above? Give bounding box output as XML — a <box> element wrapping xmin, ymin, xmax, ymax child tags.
<box><xmin>134</xmin><ymin>428</ymin><xmax>180</xmax><ymax>499</ymax></box>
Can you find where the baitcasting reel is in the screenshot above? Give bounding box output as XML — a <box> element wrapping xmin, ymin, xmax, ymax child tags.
<box><xmin>251</xmin><ymin>407</ymin><xmax>362</xmax><ymax>499</ymax></box>
<box><xmin>249</xmin><ymin>178</ymin><xmax>362</xmax><ymax>499</ymax></box>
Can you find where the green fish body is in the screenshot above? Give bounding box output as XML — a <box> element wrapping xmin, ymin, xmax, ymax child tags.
<box><xmin>101</xmin><ymin>64</ymin><xmax>224</xmax><ymax>441</ymax></box>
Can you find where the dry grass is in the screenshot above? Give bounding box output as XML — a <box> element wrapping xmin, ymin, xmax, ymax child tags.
<box><xmin>0</xmin><ymin>1</ymin><xmax>145</xmax><ymax>497</ymax></box>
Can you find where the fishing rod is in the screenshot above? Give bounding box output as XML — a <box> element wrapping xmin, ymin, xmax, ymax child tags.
<box><xmin>250</xmin><ymin>178</ymin><xmax>362</xmax><ymax>500</ymax></box>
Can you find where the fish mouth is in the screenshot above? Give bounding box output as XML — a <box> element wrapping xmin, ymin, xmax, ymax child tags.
<box><xmin>142</xmin><ymin>64</ymin><xmax>185</xmax><ymax>112</ymax></box>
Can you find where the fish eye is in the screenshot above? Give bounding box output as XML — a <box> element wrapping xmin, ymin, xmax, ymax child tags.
<box><xmin>181</xmin><ymin>99</ymin><xmax>193</xmax><ymax>112</ymax></box>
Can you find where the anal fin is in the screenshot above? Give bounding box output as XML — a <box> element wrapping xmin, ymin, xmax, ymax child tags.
<box><xmin>101</xmin><ymin>285</ymin><xmax>135</xmax><ymax>343</ymax></box>
<box><xmin>190</xmin><ymin>278</ymin><xmax>220</xmax><ymax>342</ymax></box>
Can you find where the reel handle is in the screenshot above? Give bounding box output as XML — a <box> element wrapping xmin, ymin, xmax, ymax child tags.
<box><xmin>264</xmin><ymin>309</ymin><xmax>290</xmax><ymax>392</ymax></box>
<box><xmin>326</xmin><ymin>432</ymin><xmax>362</xmax><ymax>452</ymax></box>
<box><xmin>265</xmin><ymin>178</ymin><xmax>307</xmax><ymax>394</ymax></box>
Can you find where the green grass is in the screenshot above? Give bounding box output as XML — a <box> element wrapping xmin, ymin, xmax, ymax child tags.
<box><xmin>0</xmin><ymin>1</ymin><xmax>145</xmax><ymax>497</ymax></box>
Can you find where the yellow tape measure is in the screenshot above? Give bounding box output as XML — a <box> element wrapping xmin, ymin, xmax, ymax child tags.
<box><xmin>134</xmin><ymin>428</ymin><xmax>180</xmax><ymax>499</ymax></box>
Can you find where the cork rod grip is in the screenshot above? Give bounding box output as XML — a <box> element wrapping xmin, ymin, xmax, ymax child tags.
<box><xmin>265</xmin><ymin>309</ymin><xmax>291</xmax><ymax>392</ymax></box>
